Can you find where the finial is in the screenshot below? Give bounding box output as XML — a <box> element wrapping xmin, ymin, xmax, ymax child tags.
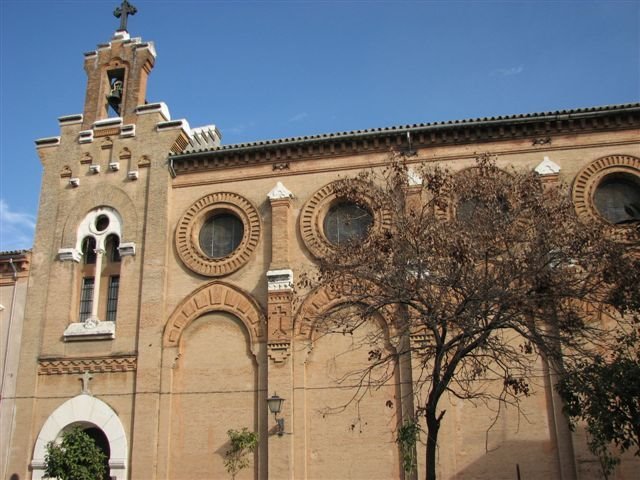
<box><xmin>114</xmin><ymin>1</ymin><xmax>137</xmax><ymax>32</ymax></box>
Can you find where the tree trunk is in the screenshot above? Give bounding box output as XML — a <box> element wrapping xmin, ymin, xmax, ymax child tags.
<box><xmin>425</xmin><ymin>407</ymin><xmax>441</xmax><ymax>480</ymax></box>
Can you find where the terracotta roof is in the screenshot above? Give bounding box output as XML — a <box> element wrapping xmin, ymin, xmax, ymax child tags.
<box><xmin>0</xmin><ymin>249</ymin><xmax>31</xmax><ymax>257</ymax></box>
<box><xmin>171</xmin><ymin>103</ymin><xmax>640</xmax><ymax>157</ymax></box>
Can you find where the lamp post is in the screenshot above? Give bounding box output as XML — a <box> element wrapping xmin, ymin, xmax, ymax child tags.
<box><xmin>267</xmin><ymin>393</ymin><xmax>285</xmax><ymax>436</ymax></box>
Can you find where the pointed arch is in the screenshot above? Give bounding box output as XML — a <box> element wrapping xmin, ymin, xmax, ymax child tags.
<box><xmin>163</xmin><ymin>281</ymin><xmax>265</xmax><ymax>355</ymax></box>
<box><xmin>30</xmin><ymin>394</ymin><xmax>128</xmax><ymax>480</ymax></box>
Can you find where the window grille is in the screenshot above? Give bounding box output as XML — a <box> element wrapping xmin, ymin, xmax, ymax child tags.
<box><xmin>106</xmin><ymin>276</ymin><xmax>120</xmax><ymax>322</ymax></box>
<box><xmin>79</xmin><ymin>277</ymin><xmax>95</xmax><ymax>322</ymax></box>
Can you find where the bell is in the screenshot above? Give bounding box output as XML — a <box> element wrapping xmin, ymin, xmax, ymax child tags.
<box><xmin>106</xmin><ymin>81</ymin><xmax>123</xmax><ymax>114</ymax></box>
<box><xmin>107</xmin><ymin>88</ymin><xmax>121</xmax><ymax>102</ymax></box>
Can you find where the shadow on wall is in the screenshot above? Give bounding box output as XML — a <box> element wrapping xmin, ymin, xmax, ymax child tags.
<box><xmin>454</xmin><ymin>440</ymin><xmax>558</xmax><ymax>480</ymax></box>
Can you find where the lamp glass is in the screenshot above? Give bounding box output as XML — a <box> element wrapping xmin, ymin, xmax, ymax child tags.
<box><xmin>267</xmin><ymin>394</ymin><xmax>284</xmax><ymax>415</ymax></box>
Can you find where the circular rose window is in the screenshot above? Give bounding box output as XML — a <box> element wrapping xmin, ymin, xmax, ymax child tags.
<box><xmin>300</xmin><ymin>180</ymin><xmax>390</xmax><ymax>258</ymax></box>
<box><xmin>323</xmin><ymin>202</ymin><xmax>373</xmax><ymax>245</ymax></box>
<box><xmin>176</xmin><ymin>193</ymin><xmax>260</xmax><ymax>276</ymax></box>
<box><xmin>572</xmin><ymin>154</ymin><xmax>640</xmax><ymax>242</ymax></box>
<box><xmin>199</xmin><ymin>213</ymin><xmax>245</xmax><ymax>258</ymax></box>
<box><xmin>593</xmin><ymin>173</ymin><xmax>640</xmax><ymax>225</ymax></box>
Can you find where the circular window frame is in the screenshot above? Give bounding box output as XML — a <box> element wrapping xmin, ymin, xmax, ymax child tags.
<box><xmin>176</xmin><ymin>192</ymin><xmax>261</xmax><ymax>276</ymax></box>
<box><xmin>300</xmin><ymin>180</ymin><xmax>391</xmax><ymax>258</ymax></box>
<box><xmin>572</xmin><ymin>154</ymin><xmax>640</xmax><ymax>242</ymax></box>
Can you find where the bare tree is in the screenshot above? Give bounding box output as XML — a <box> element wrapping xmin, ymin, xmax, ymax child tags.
<box><xmin>299</xmin><ymin>153</ymin><xmax>639</xmax><ymax>480</ymax></box>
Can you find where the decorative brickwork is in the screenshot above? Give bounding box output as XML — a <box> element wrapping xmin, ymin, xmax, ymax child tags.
<box><xmin>37</xmin><ymin>355</ymin><xmax>137</xmax><ymax>375</ymax></box>
<box><xmin>60</xmin><ymin>184</ymin><xmax>138</xmax><ymax>248</ymax></box>
<box><xmin>170</xmin><ymin>105</ymin><xmax>640</xmax><ymax>175</ymax></box>
<box><xmin>268</xmin><ymin>291</ymin><xmax>293</xmax><ymax>340</ymax></box>
<box><xmin>175</xmin><ymin>192</ymin><xmax>261</xmax><ymax>276</ymax></box>
<box><xmin>300</xmin><ymin>180</ymin><xmax>392</xmax><ymax>259</ymax></box>
<box><xmin>163</xmin><ymin>281</ymin><xmax>265</xmax><ymax>351</ymax></box>
<box><xmin>267</xmin><ymin>342</ymin><xmax>291</xmax><ymax>363</ymax></box>
<box><xmin>572</xmin><ymin>154</ymin><xmax>640</xmax><ymax>242</ymax></box>
<box><xmin>295</xmin><ymin>284</ymin><xmax>344</xmax><ymax>339</ymax></box>
<box><xmin>59</xmin><ymin>165</ymin><xmax>72</xmax><ymax>178</ymax></box>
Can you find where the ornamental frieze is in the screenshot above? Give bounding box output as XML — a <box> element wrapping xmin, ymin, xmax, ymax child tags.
<box><xmin>38</xmin><ymin>355</ymin><xmax>137</xmax><ymax>375</ymax></box>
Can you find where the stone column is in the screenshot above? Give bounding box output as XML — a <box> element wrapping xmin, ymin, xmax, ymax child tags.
<box><xmin>88</xmin><ymin>248</ymin><xmax>105</xmax><ymax>324</ymax></box>
<box><xmin>266</xmin><ymin>182</ymin><xmax>294</xmax><ymax>479</ymax></box>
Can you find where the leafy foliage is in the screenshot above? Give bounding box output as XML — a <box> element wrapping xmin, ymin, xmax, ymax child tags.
<box><xmin>224</xmin><ymin>428</ymin><xmax>258</xmax><ymax>480</ymax></box>
<box><xmin>44</xmin><ymin>426</ymin><xmax>107</xmax><ymax>480</ymax></box>
<box><xmin>397</xmin><ymin>419</ymin><xmax>421</xmax><ymax>473</ymax></box>
<box><xmin>558</xmin><ymin>324</ymin><xmax>640</xmax><ymax>478</ymax></box>
<box><xmin>300</xmin><ymin>153</ymin><xmax>639</xmax><ymax>480</ymax></box>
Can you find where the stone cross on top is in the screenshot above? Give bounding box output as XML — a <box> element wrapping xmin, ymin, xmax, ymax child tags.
<box><xmin>114</xmin><ymin>0</ymin><xmax>137</xmax><ymax>32</ymax></box>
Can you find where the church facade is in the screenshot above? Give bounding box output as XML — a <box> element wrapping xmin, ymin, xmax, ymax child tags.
<box><xmin>4</xmin><ymin>17</ymin><xmax>640</xmax><ymax>480</ymax></box>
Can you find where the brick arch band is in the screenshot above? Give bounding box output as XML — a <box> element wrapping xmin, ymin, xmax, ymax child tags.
<box><xmin>60</xmin><ymin>184</ymin><xmax>138</xmax><ymax>247</ymax></box>
<box><xmin>572</xmin><ymin>154</ymin><xmax>640</xmax><ymax>219</ymax></box>
<box><xmin>163</xmin><ymin>281</ymin><xmax>265</xmax><ymax>355</ymax></box>
<box><xmin>572</xmin><ymin>154</ymin><xmax>640</xmax><ymax>242</ymax></box>
<box><xmin>437</xmin><ymin>164</ymin><xmax>514</xmax><ymax>220</ymax></box>
<box><xmin>295</xmin><ymin>283</ymin><xmax>396</xmax><ymax>342</ymax></box>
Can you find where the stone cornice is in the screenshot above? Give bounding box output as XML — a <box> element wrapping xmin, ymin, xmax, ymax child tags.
<box><xmin>170</xmin><ymin>104</ymin><xmax>640</xmax><ymax>176</ymax></box>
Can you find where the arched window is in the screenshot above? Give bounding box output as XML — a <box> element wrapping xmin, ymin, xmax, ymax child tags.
<box><xmin>67</xmin><ymin>208</ymin><xmax>125</xmax><ymax>338</ymax></box>
<box><xmin>82</xmin><ymin>237</ymin><xmax>97</xmax><ymax>264</ymax></box>
<box><xmin>106</xmin><ymin>234</ymin><xmax>121</xmax><ymax>263</ymax></box>
<box><xmin>103</xmin><ymin>234</ymin><xmax>121</xmax><ymax>322</ymax></box>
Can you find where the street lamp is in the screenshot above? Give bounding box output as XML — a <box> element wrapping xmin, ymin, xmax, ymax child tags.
<box><xmin>267</xmin><ymin>393</ymin><xmax>285</xmax><ymax>436</ymax></box>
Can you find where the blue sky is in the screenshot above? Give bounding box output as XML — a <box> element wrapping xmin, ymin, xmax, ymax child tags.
<box><xmin>1</xmin><ymin>0</ymin><xmax>639</xmax><ymax>251</ymax></box>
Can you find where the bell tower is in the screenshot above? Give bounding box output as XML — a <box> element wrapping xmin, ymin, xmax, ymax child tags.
<box><xmin>81</xmin><ymin>1</ymin><xmax>155</xmax><ymax>129</ymax></box>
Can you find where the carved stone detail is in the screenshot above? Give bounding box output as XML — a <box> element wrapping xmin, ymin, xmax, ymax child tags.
<box><xmin>272</xmin><ymin>162</ymin><xmax>290</xmax><ymax>171</ymax></box>
<box><xmin>267</xmin><ymin>181</ymin><xmax>294</xmax><ymax>201</ymax></box>
<box><xmin>38</xmin><ymin>355</ymin><xmax>137</xmax><ymax>375</ymax></box>
<box><xmin>267</xmin><ymin>269</ymin><xmax>293</xmax><ymax>291</ymax></box>
<box><xmin>175</xmin><ymin>192</ymin><xmax>261</xmax><ymax>276</ymax></box>
<box><xmin>58</xmin><ymin>247</ymin><xmax>81</xmax><ymax>262</ymax></box>
<box><xmin>534</xmin><ymin>156</ymin><xmax>561</xmax><ymax>176</ymax></box>
<box><xmin>532</xmin><ymin>137</ymin><xmax>552</xmax><ymax>146</ymax></box>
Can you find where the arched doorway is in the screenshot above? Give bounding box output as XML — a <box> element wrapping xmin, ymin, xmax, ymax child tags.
<box><xmin>30</xmin><ymin>394</ymin><xmax>128</xmax><ymax>480</ymax></box>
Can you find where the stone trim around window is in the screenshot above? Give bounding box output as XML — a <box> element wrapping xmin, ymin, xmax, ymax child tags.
<box><xmin>572</xmin><ymin>154</ymin><xmax>640</xmax><ymax>243</ymax></box>
<box><xmin>300</xmin><ymin>180</ymin><xmax>391</xmax><ymax>259</ymax></box>
<box><xmin>175</xmin><ymin>192</ymin><xmax>261</xmax><ymax>277</ymax></box>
